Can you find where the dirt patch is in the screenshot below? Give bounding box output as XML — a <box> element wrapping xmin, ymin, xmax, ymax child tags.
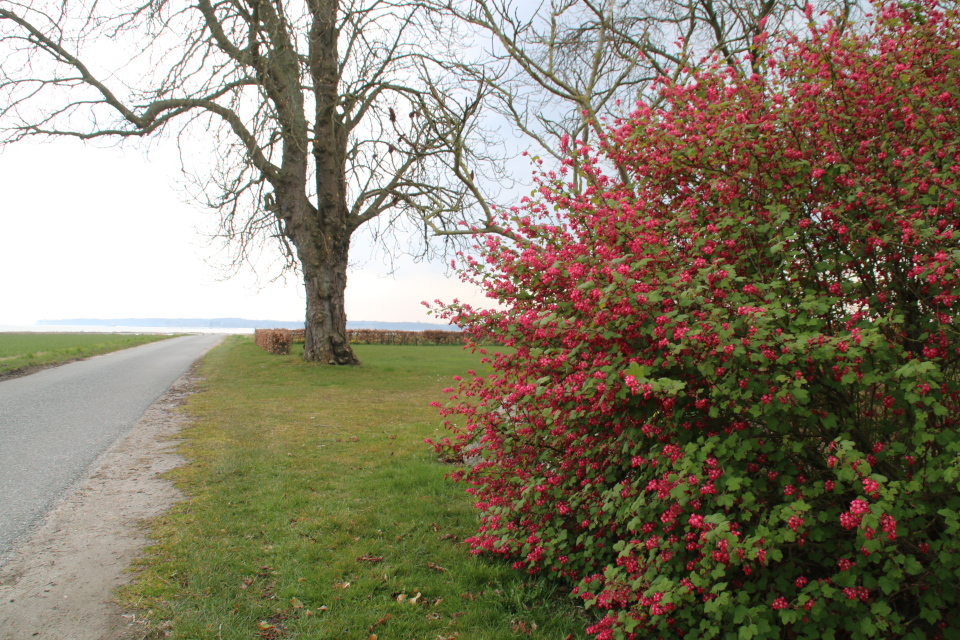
<box><xmin>0</xmin><ymin>361</ymin><xmax>207</xmax><ymax>640</ymax></box>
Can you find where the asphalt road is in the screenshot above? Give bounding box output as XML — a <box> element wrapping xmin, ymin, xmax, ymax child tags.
<box><xmin>0</xmin><ymin>334</ymin><xmax>222</xmax><ymax>559</ymax></box>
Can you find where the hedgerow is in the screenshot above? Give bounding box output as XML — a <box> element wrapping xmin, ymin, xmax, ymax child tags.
<box><xmin>254</xmin><ymin>328</ymin><xmax>292</xmax><ymax>355</ymax></box>
<box><xmin>432</xmin><ymin>3</ymin><xmax>960</xmax><ymax>639</ymax></box>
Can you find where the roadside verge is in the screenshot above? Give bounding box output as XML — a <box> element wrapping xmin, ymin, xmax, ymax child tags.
<box><xmin>0</xmin><ymin>358</ymin><xmax>207</xmax><ymax>640</ymax></box>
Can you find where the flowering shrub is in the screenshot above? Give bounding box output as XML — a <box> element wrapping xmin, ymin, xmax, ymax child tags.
<box><xmin>432</xmin><ymin>3</ymin><xmax>960</xmax><ymax>639</ymax></box>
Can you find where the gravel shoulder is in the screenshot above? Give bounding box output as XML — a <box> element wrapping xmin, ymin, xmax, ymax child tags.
<box><xmin>0</xmin><ymin>361</ymin><xmax>205</xmax><ymax>640</ymax></box>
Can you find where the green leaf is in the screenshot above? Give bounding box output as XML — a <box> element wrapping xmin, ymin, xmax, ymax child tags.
<box><xmin>878</xmin><ymin>576</ymin><xmax>897</xmax><ymax>594</ymax></box>
<box><xmin>739</xmin><ymin>624</ymin><xmax>758</xmax><ymax>640</ymax></box>
<box><xmin>905</xmin><ymin>557</ymin><xmax>924</xmax><ymax>575</ymax></box>
<box><xmin>733</xmin><ymin>604</ymin><xmax>750</xmax><ymax>624</ymax></box>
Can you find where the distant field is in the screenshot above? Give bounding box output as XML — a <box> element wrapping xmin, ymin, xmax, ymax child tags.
<box><xmin>0</xmin><ymin>332</ymin><xmax>175</xmax><ymax>377</ymax></box>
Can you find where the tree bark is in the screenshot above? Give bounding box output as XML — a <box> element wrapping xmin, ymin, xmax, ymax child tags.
<box><xmin>301</xmin><ymin>250</ymin><xmax>359</xmax><ymax>364</ymax></box>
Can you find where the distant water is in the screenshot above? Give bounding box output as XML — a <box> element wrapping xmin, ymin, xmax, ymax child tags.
<box><xmin>0</xmin><ymin>324</ymin><xmax>253</xmax><ymax>334</ymax></box>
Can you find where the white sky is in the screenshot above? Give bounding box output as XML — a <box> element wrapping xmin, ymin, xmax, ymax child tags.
<box><xmin>0</xmin><ymin>137</ymin><xmax>490</xmax><ymax>326</ymax></box>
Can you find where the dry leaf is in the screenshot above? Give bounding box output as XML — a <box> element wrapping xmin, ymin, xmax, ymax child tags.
<box><xmin>290</xmin><ymin>597</ymin><xmax>304</xmax><ymax>609</ymax></box>
<box><xmin>368</xmin><ymin>635</ymin><xmax>377</xmax><ymax>640</ymax></box>
<box><xmin>426</xmin><ymin>612</ymin><xmax>441</xmax><ymax>620</ymax></box>
<box><xmin>369</xmin><ymin>614</ymin><xmax>392</xmax><ymax>631</ymax></box>
<box><xmin>396</xmin><ymin>594</ymin><xmax>407</xmax><ymax>603</ymax></box>
<box><xmin>350</xmin><ymin>436</ymin><xmax>358</xmax><ymax>442</ymax></box>
<box><xmin>438</xmin><ymin>534</ymin><xmax>459</xmax><ymax>542</ymax></box>
<box><xmin>319</xmin><ymin>605</ymin><xmax>328</xmax><ymax>612</ymax></box>
<box><xmin>357</xmin><ymin>554</ymin><xmax>384</xmax><ymax>563</ymax></box>
<box><xmin>410</xmin><ymin>591</ymin><xmax>422</xmax><ymax>604</ymax></box>
<box><xmin>305</xmin><ymin>610</ymin><xmax>314</xmax><ymax>617</ymax></box>
<box><xmin>510</xmin><ymin>619</ymin><xmax>536</xmax><ymax>636</ymax></box>
<box><xmin>432</xmin><ymin>598</ymin><xmax>444</xmax><ymax>607</ymax></box>
<box><xmin>431</xmin><ymin>523</ymin><xmax>440</xmax><ymax>532</ymax></box>
<box><xmin>426</xmin><ymin>562</ymin><xmax>447</xmax><ymax>573</ymax></box>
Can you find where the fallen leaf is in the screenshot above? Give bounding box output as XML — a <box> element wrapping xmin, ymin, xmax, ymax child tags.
<box><xmin>438</xmin><ymin>534</ymin><xmax>459</xmax><ymax>542</ymax></box>
<box><xmin>357</xmin><ymin>554</ymin><xmax>384</xmax><ymax>563</ymax></box>
<box><xmin>431</xmin><ymin>597</ymin><xmax>444</xmax><ymax>607</ymax></box>
<box><xmin>258</xmin><ymin>621</ymin><xmax>275</xmax><ymax>631</ymax></box>
<box><xmin>389</xmin><ymin>435</ymin><xmax>397</xmax><ymax>439</ymax></box>
<box><xmin>369</xmin><ymin>614</ymin><xmax>392</xmax><ymax>631</ymax></box>
<box><xmin>350</xmin><ymin>436</ymin><xmax>358</xmax><ymax>442</ymax></box>
<box><xmin>319</xmin><ymin>605</ymin><xmax>328</xmax><ymax>612</ymax></box>
<box><xmin>290</xmin><ymin>597</ymin><xmax>304</xmax><ymax>609</ymax></box>
<box><xmin>426</xmin><ymin>562</ymin><xmax>447</xmax><ymax>573</ymax></box>
<box><xmin>510</xmin><ymin>619</ymin><xmax>535</xmax><ymax>636</ymax></box>
<box><xmin>305</xmin><ymin>610</ymin><xmax>314</xmax><ymax>617</ymax></box>
<box><xmin>410</xmin><ymin>591</ymin><xmax>422</xmax><ymax>604</ymax></box>
<box><xmin>368</xmin><ymin>635</ymin><xmax>378</xmax><ymax>640</ymax></box>
<box><xmin>426</xmin><ymin>612</ymin><xmax>441</xmax><ymax>620</ymax></box>
<box><xmin>396</xmin><ymin>594</ymin><xmax>407</xmax><ymax>603</ymax></box>
<box><xmin>431</xmin><ymin>523</ymin><xmax>440</xmax><ymax>532</ymax></box>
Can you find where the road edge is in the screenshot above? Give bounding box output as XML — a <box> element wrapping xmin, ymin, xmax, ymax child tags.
<box><xmin>0</xmin><ymin>337</ymin><xmax>223</xmax><ymax>640</ymax></box>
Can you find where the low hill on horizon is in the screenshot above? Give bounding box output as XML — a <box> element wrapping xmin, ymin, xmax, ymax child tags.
<box><xmin>37</xmin><ymin>318</ymin><xmax>461</xmax><ymax>331</ymax></box>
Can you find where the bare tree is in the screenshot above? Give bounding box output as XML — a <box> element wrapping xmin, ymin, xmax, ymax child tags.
<box><xmin>432</xmin><ymin>0</ymin><xmax>862</xmax><ymax>193</ymax></box>
<box><xmin>0</xmin><ymin>0</ymin><xmax>499</xmax><ymax>364</ymax></box>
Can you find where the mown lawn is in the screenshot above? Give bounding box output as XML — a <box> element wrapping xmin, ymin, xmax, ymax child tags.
<box><xmin>120</xmin><ymin>337</ymin><xmax>591</xmax><ymax>640</ymax></box>
<box><xmin>0</xmin><ymin>332</ymin><xmax>174</xmax><ymax>377</ymax></box>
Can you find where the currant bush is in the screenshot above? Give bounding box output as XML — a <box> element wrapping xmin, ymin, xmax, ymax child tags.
<box><xmin>432</xmin><ymin>2</ymin><xmax>960</xmax><ymax>638</ymax></box>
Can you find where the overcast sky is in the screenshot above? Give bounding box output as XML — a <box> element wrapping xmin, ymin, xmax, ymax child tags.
<box><xmin>0</xmin><ymin>137</ymin><xmax>490</xmax><ymax>326</ymax></box>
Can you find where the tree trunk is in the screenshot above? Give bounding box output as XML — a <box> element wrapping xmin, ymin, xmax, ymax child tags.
<box><xmin>285</xmin><ymin>177</ymin><xmax>359</xmax><ymax>365</ymax></box>
<box><xmin>297</xmin><ymin>0</ymin><xmax>359</xmax><ymax>365</ymax></box>
<box><xmin>301</xmin><ymin>250</ymin><xmax>359</xmax><ymax>364</ymax></box>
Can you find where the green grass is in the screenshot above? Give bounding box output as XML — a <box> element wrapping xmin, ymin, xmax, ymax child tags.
<box><xmin>0</xmin><ymin>332</ymin><xmax>175</xmax><ymax>377</ymax></box>
<box><xmin>120</xmin><ymin>337</ymin><xmax>591</xmax><ymax>640</ymax></box>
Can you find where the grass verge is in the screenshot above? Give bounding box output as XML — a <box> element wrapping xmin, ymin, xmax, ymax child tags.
<box><xmin>0</xmin><ymin>332</ymin><xmax>175</xmax><ymax>378</ymax></box>
<box><xmin>119</xmin><ymin>337</ymin><xmax>591</xmax><ymax>640</ymax></box>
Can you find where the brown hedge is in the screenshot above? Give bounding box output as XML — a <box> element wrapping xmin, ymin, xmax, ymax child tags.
<box><xmin>346</xmin><ymin>329</ymin><xmax>467</xmax><ymax>345</ymax></box>
<box><xmin>254</xmin><ymin>328</ymin><xmax>291</xmax><ymax>355</ymax></box>
<box><xmin>253</xmin><ymin>327</ymin><xmax>468</xmax><ymax>353</ymax></box>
